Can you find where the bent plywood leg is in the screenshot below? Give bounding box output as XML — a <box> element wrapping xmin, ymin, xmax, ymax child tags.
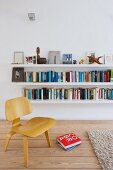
<box><xmin>23</xmin><ymin>136</ymin><xmax>28</xmax><ymax>168</ymax></box>
<box><xmin>4</xmin><ymin>131</ymin><xmax>16</xmax><ymax>151</ymax></box>
<box><xmin>45</xmin><ymin>131</ymin><xmax>51</xmax><ymax>147</ymax></box>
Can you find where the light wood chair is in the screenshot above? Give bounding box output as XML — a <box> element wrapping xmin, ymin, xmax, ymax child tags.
<box><xmin>4</xmin><ymin>97</ymin><xmax>56</xmax><ymax>167</ymax></box>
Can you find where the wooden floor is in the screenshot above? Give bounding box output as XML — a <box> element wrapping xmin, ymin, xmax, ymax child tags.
<box><xmin>1</xmin><ymin>120</ymin><xmax>113</xmax><ymax>170</ymax></box>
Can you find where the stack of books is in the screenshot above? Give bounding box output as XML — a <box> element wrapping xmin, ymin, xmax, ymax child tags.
<box><xmin>56</xmin><ymin>133</ymin><xmax>81</xmax><ymax>151</ymax></box>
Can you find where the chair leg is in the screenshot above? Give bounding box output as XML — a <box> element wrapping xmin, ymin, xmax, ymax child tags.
<box><xmin>4</xmin><ymin>131</ymin><xmax>15</xmax><ymax>151</ymax></box>
<box><xmin>45</xmin><ymin>131</ymin><xmax>51</xmax><ymax>147</ymax></box>
<box><xmin>23</xmin><ymin>136</ymin><xmax>28</xmax><ymax>168</ymax></box>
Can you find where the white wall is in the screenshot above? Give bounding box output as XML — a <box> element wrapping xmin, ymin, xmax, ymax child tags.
<box><xmin>1</xmin><ymin>0</ymin><xmax>113</xmax><ymax>120</ymax></box>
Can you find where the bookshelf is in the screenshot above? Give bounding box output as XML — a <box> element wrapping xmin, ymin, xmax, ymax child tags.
<box><xmin>11</xmin><ymin>64</ymin><xmax>113</xmax><ymax>104</ymax></box>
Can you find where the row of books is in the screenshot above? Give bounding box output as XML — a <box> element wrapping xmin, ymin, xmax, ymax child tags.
<box><xmin>24</xmin><ymin>70</ymin><xmax>112</xmax><ymax>83</ymax></box>
<box><xmin>98</xmin><ymin>88</ymin><xmax>113</xmax><ymax>100</ymax></box>
<box><xmin>24</xmin><ymin>88</ymin><xmax>113</xmax><ymax>100</ymax></box>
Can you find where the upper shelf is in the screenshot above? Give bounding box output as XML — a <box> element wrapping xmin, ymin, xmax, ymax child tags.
<box><xmin>11</xmin><ymin>64</ymin><xmax>113</xmax><ymax>68</ymax></box>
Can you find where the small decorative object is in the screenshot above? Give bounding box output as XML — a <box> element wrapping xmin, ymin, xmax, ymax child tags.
<box><xmin>104</xmin><ymin>55</ymin><xmax>113</xmax><ymax>65</ymax></box>
<box><xmin>36</xmin><ymin>47</ymin><xmax>47</xmax><ymax>64</ymax></box>
<box><xmin>63</xmin><ymin>54</ymin><xmax>72</xmax><ymax>64</ymax></box>
<box><xmin>12</xmin><ymin>67</ymin><xmax>24</xmax><ymax>82</ymax></box>
<box><xmin>86</xmin><ymin>51</ymin><xmax>95</xmax><ymax>63</ymax></box>
<box><xmin>36</xmin><ymin>47</ymin><xmax>40</xmax><ymax>64</ymax></box>
<box><xmin>79</xmin><ymin>58</ymin><xmax>84</xmax><ymax>64</ymax></box>
<box><xmin>24</xmin><ymin>57</ymin><xmax>29</xmax><ymax>64</ymax></box>
<box><xmin>28</xmin><ymin>13</ymin><xmax>35</xmax><ymax>21</ymax></box>
<box><xmin>24</xmin><ymin>56</ymin><xmax>37</xmax><ymax>64</ymax></box>
<box><xmin>29</xmin><ymin>56</ymin><xmax>33</xmax><ymax>64</ymax></box>
<box><xmin>14</xmin><ymin>51</ymin><xmax>24</xmax><ymax>64</ymax></box>
<box><xmin>48</xmin><ymin>51</ymin><xmax>61</xmax><ymax>64</ymax></box>
<box><xmin>73</xmin><ymin>60</ymin><xmax>77</xmax><ymax>64</ymax></box>
<box><xmin>39</xmin><ymin>58</ymin><xmax>46</xmax><ymax>64</ymax></box>
<box><xmin>98</xmin><ymin>55</ymin><xmax>104</xmax><ymax>64</ymax></box>
<box><xmin>87</xmin><ymin>56</ymin><xmax>103</xmax><ymax>64</ymax></box>
<box><xmin>32</xmin><ymin>56</ymin><xmax>37</xmax><ymax>64</ymax></box>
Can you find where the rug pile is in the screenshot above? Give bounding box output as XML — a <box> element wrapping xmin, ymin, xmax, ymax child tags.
<box><xmin>88</xmin><ymin>130</ymin><xmax>113</xmax><ymax>170</ymax></box>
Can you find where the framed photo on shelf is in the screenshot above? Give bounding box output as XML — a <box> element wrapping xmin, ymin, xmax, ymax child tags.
<box><xmin>63</xmin><ymin>54</ymin><xmax>72</xmax><ymax>64</ymax></box>
<box><xmin>104</xmin><ymin>55</ymin><xmax>113</xmax><ymax>65</ymax></box>
<box><xmin>12</xmin><ymin>67</ymin><xmax>24</xmax><ymax>82</ymax></box>
<box><xmin>14</xmin><ymin>51</ymin><xmax>24</xmax><ymax>64</ymax></box>
<box><xmin>48</xmin><ymin>51</ymin><xmax>61</xmax><ymax>64</ymax></box>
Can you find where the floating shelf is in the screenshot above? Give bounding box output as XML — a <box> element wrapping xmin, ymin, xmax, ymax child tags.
<box><xmin>11</xmin><ymin>64</ymin><xmax>113</xmax><ymax>68</ymax></box>
<box><xmin>11</xmin><ymin>64</ymin><xmax>113</xmax><ymax>104</ymax></box>
<box><xmin>30</xmin><ymin>100</ymin><xmax>113</xmax><ymax>104</ymax></box>
<box><xmin>11</xmin><ymin>82</ymin><xmax>113</xmax><ymax>87</ymax></box>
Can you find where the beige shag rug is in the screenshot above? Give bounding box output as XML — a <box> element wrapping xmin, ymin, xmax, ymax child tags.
<box><xmin>88</xmin><ymin>130</ymin><xmax>113</xmax><ymax>170</ymax></box>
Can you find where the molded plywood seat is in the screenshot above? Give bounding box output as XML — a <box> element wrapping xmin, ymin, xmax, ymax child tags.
<box><xmin>4</xmin><ymin>97</ymin><xmax>56</xmax><ymax>167</ymax></box>
<box><xmin>12</xmin><ymin>117</ymin><xmax>55</xmax><ymax>137</ymax></box>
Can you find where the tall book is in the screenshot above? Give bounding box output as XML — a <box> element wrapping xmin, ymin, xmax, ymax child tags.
<box><xmin>63</xmin><ymin>72</ymin><xmax>66</xmax><ymax>82</ymax></box>
<box><xmin>72</xmin><ymin>71</ymin><xmax>75</xmax><ymax>82</ymax></box>
<box><xmin>33</xmin><ymin>72</ymin><xmax>36</xmax><ymax>82</ymax></box>
<box><xmin>66</xmin><ymin>72</ymin><xmax>70</xmax><ymax>82</ymax></box>
<box><xmin>110</xmin><ymin>69</ymin><xmax>113</xmax><ymax>82</ymax></box>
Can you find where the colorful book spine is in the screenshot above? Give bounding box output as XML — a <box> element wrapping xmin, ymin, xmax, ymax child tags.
<box><xmin>72</xmin><ymin>71</ymin><xmax>75</xmax><ymax>82</ymax></box>
<box><xmin>70</xmin><ymin>72</ymin><xmax>72</xmax><ymax>82</ymax></box>
<box><xmin>63</xmin><ymin>72</ymin><xmax>66</xmax><ymax>82</ymax></box>
<box><xmin>100</xmin><ymin>71</ymin><xmax>104</xmax><ymax>82</ymax></box>
<box><xmin>33</xmin><ymin>72</ymin><xmax>36</xmax><ymax>82</ymax></box>
<box><xmin>39</xmin><ymin>72</ymin><xmax>42</xmax><ymax>82</ymax></box>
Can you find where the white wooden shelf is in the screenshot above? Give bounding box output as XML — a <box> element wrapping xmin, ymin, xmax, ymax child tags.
<box><xmin>11</xmin><ymin>63</ymin><xmax>113</xmax><ymax>104</ymax></box>
<box><xmin>30</xmin><ymin>100</ymin><xmax>113</xmax><ymax>104</ymax></box>
<box><xmin>11</xmin><ymin>64</ymin><xmax>113</xmax><ymax>68</ymax></box>
<box><xmin>11</xmin><ymin>82</ymin><xmax>113</xmax><ymax>87</ymax></box>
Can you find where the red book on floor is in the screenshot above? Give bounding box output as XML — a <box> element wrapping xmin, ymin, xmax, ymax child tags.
<box><xmin>56</xmin><ymin>133</ymin><xmax>81</xmax><ymax>149</ymax></box>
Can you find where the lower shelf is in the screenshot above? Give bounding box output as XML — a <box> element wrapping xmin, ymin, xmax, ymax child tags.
<box><xmin>30</xmin><ymin>100</ymin><xmax>113</xmax><ymax>104</ymax></box>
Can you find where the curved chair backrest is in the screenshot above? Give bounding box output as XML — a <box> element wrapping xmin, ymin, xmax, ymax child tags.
<box><xmin>5</xmin><ymin>97</ymin><xmax>32</xmax><ymax>121</ymax></box>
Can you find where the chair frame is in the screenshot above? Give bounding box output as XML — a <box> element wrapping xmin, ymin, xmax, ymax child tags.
<box><xmin>4</xmin><ymin>97</ymin><xmax>54</xmax><ymax>168</ymax></box>
<box><xmin>4</xmin><ymin>117</ymin><xmax>51</xmax><ymax>167</ymax></box>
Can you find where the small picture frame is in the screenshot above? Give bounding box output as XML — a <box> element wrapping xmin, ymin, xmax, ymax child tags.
<box><xmin>14</xmin><ymin>51</ymin><xmax>24</xmax><ymax>64</ymax></box>
<box><xmin>104</xmin><ymin>55</ymin><xmax>113</xmax><ymax>65</ymax></box>
<box><xmin>48</xmin><ymin>51</ymin><xmax>61</xmax><ymax>64</ymax></box>
<box><xmin>73</xmin><ymin>60</ymin><xmax>77</xmax><ymax>64</ymax></box>
<box><xmin>12</xmin><ymin>67</ymin><xmax>24</xmax><ymax>82</ymax></box>
<box><xmin>63</xmin><ymin>54</ymin><xmax>72</xmax><ymax>64</ymax></box>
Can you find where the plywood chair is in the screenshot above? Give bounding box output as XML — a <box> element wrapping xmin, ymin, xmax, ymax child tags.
<box><xmin>4</xmin><ymin>97</ymin><xmax>56</xmax><ymax>167</ymax></box>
